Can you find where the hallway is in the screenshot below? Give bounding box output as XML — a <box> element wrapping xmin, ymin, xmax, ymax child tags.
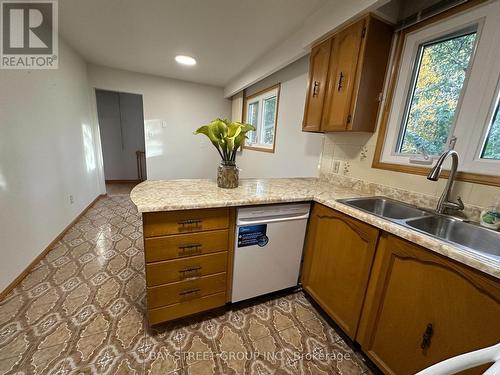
<box><xmin>0</xmin><ymin>196</ymin><xmax>371</xmax><ymax>374</ymax></box>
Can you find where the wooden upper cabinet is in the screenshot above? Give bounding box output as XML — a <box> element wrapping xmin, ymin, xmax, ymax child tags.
<box><xmin>301</xmin><ymin>204</ymin><xmax>379</xmax><ymax>339</ymax></box>
<box><xmin>302</xmin><ymin>38</ymin><xmax>332</xmax><ymax>132</ymax></box>
<box><xmin>302</xmin><ymin>14</ymin><xmax>393</xmax><ymax>132</ymax></box>
<box><xmin>357</xmin><ymin>234</ymin><xmax>500</xmax><ymax>375</ymax></box>
<box><xmin>321</xmin><ymin>18</ymin><xmax>365</xmax><ymax>131</ymax></box>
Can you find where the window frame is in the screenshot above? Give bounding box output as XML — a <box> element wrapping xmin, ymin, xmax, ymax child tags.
<box><xmin>372</xmin><ymin>0</ymin><xmax>500</xmax><ymax>187</ymax></box>
<box><xmin>242</xmin><ymin>83</ymin><xmax>280</xmax><ymax>153</ymax></box>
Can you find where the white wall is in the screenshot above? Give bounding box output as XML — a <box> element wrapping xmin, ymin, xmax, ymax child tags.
<box><xmin>237</xmin><ymin>56</ymin><xmax>323</xmax><ymax>178</ymax></box>
<box><xmin>0</xmin><ymin>39</ymin><xmax>102</xmax><ymax>291</ymax></box>
<box><xmin>87</xmin><ymin>65</ymin><xmax>232</xmax><ymax>180</ymax></box>
<box><xmin>95</xmin><ymin>90</ymin><xmax>145</xmax><ymax>181</ymax></box>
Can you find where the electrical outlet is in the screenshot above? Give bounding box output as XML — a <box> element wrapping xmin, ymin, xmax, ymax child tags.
<box><xmin>332</xmin><ymin>160</ymin><xmax>340</xmax><ymax>174</ymax></box>
<box><xmin>69</xmin><ymin>195</ymin><xmax>74</xmax><ymax>204</ymax></box>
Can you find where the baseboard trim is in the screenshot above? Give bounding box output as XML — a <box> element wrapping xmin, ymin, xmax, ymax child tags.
<box><xmin>105</xmin><ymin>179</ymin><xmax>140</xmax><ymax>184</ymax></box>
<box><xmin>0</xmin><ymin>194</ymin><xmax>106</xmax><ymax>302</ymax></box>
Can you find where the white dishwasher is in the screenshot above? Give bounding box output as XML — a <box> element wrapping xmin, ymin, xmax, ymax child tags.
<box><xmin>231</xmin><ymin>203</ymin><xmax>310</xmax><ymax>303</ymax></box>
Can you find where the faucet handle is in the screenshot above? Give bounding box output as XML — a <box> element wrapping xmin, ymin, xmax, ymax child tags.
<box><xmin>456</xmin><ymin>196</ymin><xmax>465</xmax><ymax>211</ymax></box>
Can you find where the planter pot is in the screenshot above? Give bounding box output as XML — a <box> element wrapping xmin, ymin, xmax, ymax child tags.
<box><xmin>217</xmin><ymin>162</ymin><xmax>238</xmax><ymax>189</ymax></box>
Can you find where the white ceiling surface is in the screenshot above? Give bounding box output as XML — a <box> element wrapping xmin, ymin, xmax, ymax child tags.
<box><xmin>58</xmin><ymin>0</ymin><xmax>327</xmax><ymax>87</ymax></box>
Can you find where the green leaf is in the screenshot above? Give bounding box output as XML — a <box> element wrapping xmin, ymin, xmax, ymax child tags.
<box><xmin>194</xmin><ymin>118</ymin><xmax>256</xmax><ymax>162</ymax></box>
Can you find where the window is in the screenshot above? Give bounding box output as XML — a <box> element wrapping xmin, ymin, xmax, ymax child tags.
<box><xmin>243</xmin><ymin>84</ymin><xmax>280</xmax><ymax>152</ymax></box>
<box><xmin>398</xmin><ymin>29</ymin><xmax>477</xmax><ymax>156</ymax></box>
<box><xmin>480</xmin><ymin>92</ymin><xmax>500</xmax><ymax>160</ymax></box>
<box><xmin>374</xmin><ymin>1</ymin><xmax>500</xmax><ymax>183</ymax></box>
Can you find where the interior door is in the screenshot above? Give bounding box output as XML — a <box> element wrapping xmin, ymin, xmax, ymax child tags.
<box><xmin>302</xmin><ymin>38</ymin><xmax>332</xmax><ymax>132</ymax></box>
<box><xmin>322</xmin><ymin>19</ymin><xmax>365</xmax><ymax>131</ymax></box>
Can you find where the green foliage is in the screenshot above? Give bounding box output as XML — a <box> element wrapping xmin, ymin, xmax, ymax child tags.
<box><xmin>400</xmin><ymin>32</ymin><xmax>477</xmax><ymax>155</ymax></box>
<box><xmin>194</xmin><ymin>118</ymin><xmax>256</xmax><ymax>163</ymax></box>
<box><xmin>482</xmin><ymin>105</ymin><xmax>500</xmax><ymax>160</ymax></box>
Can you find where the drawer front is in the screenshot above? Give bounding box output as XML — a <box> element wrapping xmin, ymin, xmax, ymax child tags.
<box><xmin>147</xmin><ymin>272</ymin><xmax>226</xmax><ymax>309</ymax></box>
<box><xmin>146</xmin><ymin>252</ymin><xmax>227</xmax><ymax>287</ymax></box>
<box><xmin>148</xmin><ymin>292</ymin><xmax>226</xmax><ymax>325</ymax></box>
<box><xmin>143</xmin><ymin>208</ymin><xmax>229</xmax><ymax>237</ymax></box>
<box><xmin>144</xmin><ymin>230</ymin><xmax>229</xmax><ymax>263</ymax></box>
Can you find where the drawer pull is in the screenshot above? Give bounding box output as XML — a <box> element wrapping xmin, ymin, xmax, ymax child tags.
<box><xmin>178</xmin><ymin>243</ymin><xmax>202</xmax><ymax>255</ymax></box>
<box><xmin>179</xmin><ymin>266</ymin><xmax>202</xmax><ymax>279</ymax></box>
<box><xmin>177</xmin><ymin>219</ymin><xmax>202</xmax><ymax>226</ymax></box>
<box><xmin>420</xmin><ymin>323</ymin><xmax>434</xmax><ymax>352</ymax></box>
<box><xmin>179</xmin><ymin>288</ymin><xmax>201</xmax><ymax>296</ymax></box>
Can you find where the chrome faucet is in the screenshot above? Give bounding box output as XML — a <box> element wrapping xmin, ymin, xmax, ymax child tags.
<box><xmin>427</xmin><ymin>149</ymin><xmax>465</xmax><ymax>214</ymax></box>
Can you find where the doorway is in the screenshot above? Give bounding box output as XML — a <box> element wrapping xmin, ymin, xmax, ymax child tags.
<box><xmin>95</xmin><ymin>89</ymin><xmax>146</xmax><ymax>195</ymax></box>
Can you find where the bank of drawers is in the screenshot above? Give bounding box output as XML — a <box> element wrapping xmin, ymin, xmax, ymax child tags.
<box><xmin>143</xmin><ymin>207</ymin><xmax>231</xmax><ymax>325</ymax></box>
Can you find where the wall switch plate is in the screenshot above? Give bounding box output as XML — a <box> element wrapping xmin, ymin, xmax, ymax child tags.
<box><xmin>69</xmin><ymin>195</ymin><xmax>74</xmax><ymax>204</ymax></box>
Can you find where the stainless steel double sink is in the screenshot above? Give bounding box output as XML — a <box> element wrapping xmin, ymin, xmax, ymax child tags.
<box><xmin>337</xmin><ymin>197</ymin><xmax>500</xmax><ymax>262</ymax></box>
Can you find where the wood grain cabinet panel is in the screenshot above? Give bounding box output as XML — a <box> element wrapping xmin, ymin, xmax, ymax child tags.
<box><xmin>148</xmin><ymin>292</ymin><xmax>226</xmax><ymax>325</ymax></box>
<box><xmin>144</xmin><ymin>229</ymin><xmax>229</xmax><ymax>262</ymax></box>
<box><xmin>302</xmin><ymin>38</ymin><xmax>332</xmax><ymax>132</ymax></box>
<box><xmin>143</xmin><ymin>207</ymin><xmax>229</xmax><ymax>237</ymax></box>
<box><xmin>301</xmin><ymin>204</ymin><xmax>379</xmax><ymax>339</ymax></box>
<box><xmin>147</xmin><ymin>272</ymin><xmax>226</xmax><ymax>309</ymax></box>
<box><xmin>357</xmin><ymin>234</ymin><xmax>500</xmax><ymax>375</ymax></box>
<box><xmin>321</xmin><ymin>18</ymin><xmax>365</xmax><ymax>131</ymax></box>
<box><xmin>146</xmin><ymin>251</ymin><xmax>227</xmax><ymax>287</ymax></box>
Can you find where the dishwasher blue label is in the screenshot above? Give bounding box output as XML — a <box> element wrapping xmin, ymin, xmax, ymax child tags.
<box><xmin>238</xmin><ymin>224</ymin><xmax>268</xmax><ymax>247</ymax></box>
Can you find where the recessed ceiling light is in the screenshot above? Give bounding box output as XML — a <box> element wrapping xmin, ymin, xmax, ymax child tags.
<box><xmin>175</xmin><ymin>55</ymin><xmax>196</xmax><ymax>66</ymax></box>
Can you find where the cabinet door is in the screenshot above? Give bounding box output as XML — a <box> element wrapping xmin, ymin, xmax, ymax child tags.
<box><xmin>302</xmin><ymin>204</ymin><xmax>379</xmax><ymax>338</ymax></box>
<box><xmin>357</xmin><ymin>234</ymin><xmax>500</xmax><ymax>375</ymax></box>
<box><xmin>321</xmin><ymin>19</ymin><xmax>365</xmax><ymax>131</ymax></box>
<box><xmin>302</xmin><ymin>38</ymin><xmax>332</xmax><ymax>132</ymax></box>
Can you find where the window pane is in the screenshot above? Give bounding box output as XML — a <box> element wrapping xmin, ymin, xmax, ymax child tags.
<box><xmin>398</xmin><ymin>31</ymin><xmax>477</xmax><ymax>155</ymax></box>
<box><xmin>247</xmin><ymin>102</ymin><xmax>258</xmax><ymax>144</ymax></box>
<box><xmin>261</xmin><ymin>96</ymin><xmax>276</xmax><ymax>145</ymax></box>
<box><xmin>481</xmin><ymin>102</ymin><xmax>500</xmax><ymax>160</ymax></box>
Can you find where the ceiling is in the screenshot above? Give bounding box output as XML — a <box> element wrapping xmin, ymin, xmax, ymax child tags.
<box><xmin>59</xmin><ymin>0</ymin><xmax>327</xmax><ymax>87</ymax></box>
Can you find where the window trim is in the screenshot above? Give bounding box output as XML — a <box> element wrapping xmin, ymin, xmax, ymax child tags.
<box><xmin>372</xmin><ymin>0</ymin><xmax>500</xmax><ymax>187</ymax></box>
<box><xmin>242</xmin><ymin>83</ymin><xmax>280</xmax><ymax>153</ymax></box>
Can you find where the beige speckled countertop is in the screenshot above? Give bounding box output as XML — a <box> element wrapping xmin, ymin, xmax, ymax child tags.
<box><xmin>130</xmin><ymin>178</ymin><xmax>500</xmax><ymax>279</ymax></box>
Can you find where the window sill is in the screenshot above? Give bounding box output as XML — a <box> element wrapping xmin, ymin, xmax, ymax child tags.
<box><xmin>242</xmin><ymin>145</ymin><xmax>275</xmax><ymax>154</ymax></box>
<box><xmin>371</xmin><ymin>159</ymin><xmax>500</xmax><ymax>187</ymax></box>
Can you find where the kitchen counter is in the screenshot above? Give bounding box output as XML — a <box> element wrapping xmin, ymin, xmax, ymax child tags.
<box><xmin>130</xmin><ymin>177</ymin><xmax>500</xmax><ymax>279</ymax></box>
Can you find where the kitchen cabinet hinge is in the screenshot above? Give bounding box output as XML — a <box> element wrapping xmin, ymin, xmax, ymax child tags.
<box><xmin>361</xmin><ymin>27</ymin><xmax>366</xmax><ymax>38</ymax></box>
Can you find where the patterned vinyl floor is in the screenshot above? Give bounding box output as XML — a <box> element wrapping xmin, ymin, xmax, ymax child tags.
<box><xmin>0</xmin><ymin>195</ymin><xmax>373</xmax><ymax>374</ymax></box>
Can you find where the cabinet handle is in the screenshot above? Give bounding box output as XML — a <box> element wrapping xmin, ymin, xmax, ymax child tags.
<box><xmin>179</xmin><ymin>266</ymin><xmax>202</xmax><ymax>273</ymax></box>
<box><xmin>312</xmin><ymin>81</ymin><xmax>320</xmax><ymax>97</ymax></box>
<box><xmin>337</xmin><ymin>72</ymin><xmax>344</xmax><ymax>92</ymax></box>
<box><xmin>420</xmin><ymin>323</ymin><xmax>434</xmax><ymax>351</ymax></box>
<box><xmin>178</xmin><ymin>243</ymin><xmax>202</xmax><ymax>255</ymax></box>
<box><xmin>179</xmin><ymin>288</ymin><xmax>201</xmax><ymax>296</ymax></box>
<box><xmin>177</xmin><ymin>219</ymin><xmax>202</xmax><ymax>226</ymax></box>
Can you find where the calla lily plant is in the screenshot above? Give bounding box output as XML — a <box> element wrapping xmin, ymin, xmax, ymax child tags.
<box><xmin>194</xmin><ymin>118</ymin><xmax>255</xmax><ymax>164</ymax></box>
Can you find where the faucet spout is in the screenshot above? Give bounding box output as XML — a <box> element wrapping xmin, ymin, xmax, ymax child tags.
<box><xmin>427</xmin><ymin>150</ymin><xmax>464</xmax><ymax>215</ymax></box>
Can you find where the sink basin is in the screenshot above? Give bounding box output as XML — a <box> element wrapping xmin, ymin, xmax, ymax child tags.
<box><xmin>338</xmin><ymin>197</ymin><xmax>428</xmax><ymax>220</ymax></box>
<box><xmin>406</xmin><ymin>216</ymin><xmax>500</xmax><ymax>260</ymax></box>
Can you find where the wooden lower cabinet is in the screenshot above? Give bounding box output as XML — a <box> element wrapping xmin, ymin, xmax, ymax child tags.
<box><xmin>302</xmin><ymin>204</ymin><xmax>379</xmax><ymax>339</ymax></box>
<box><xmin>142</xmin><ymin>208</ymin><xmax>235</xmax><ymax>325</ymax></box>
<box><xmin>357</xmin><ymin>233</ymin><xmax>500</xmax><ymax>374</ymax></box>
